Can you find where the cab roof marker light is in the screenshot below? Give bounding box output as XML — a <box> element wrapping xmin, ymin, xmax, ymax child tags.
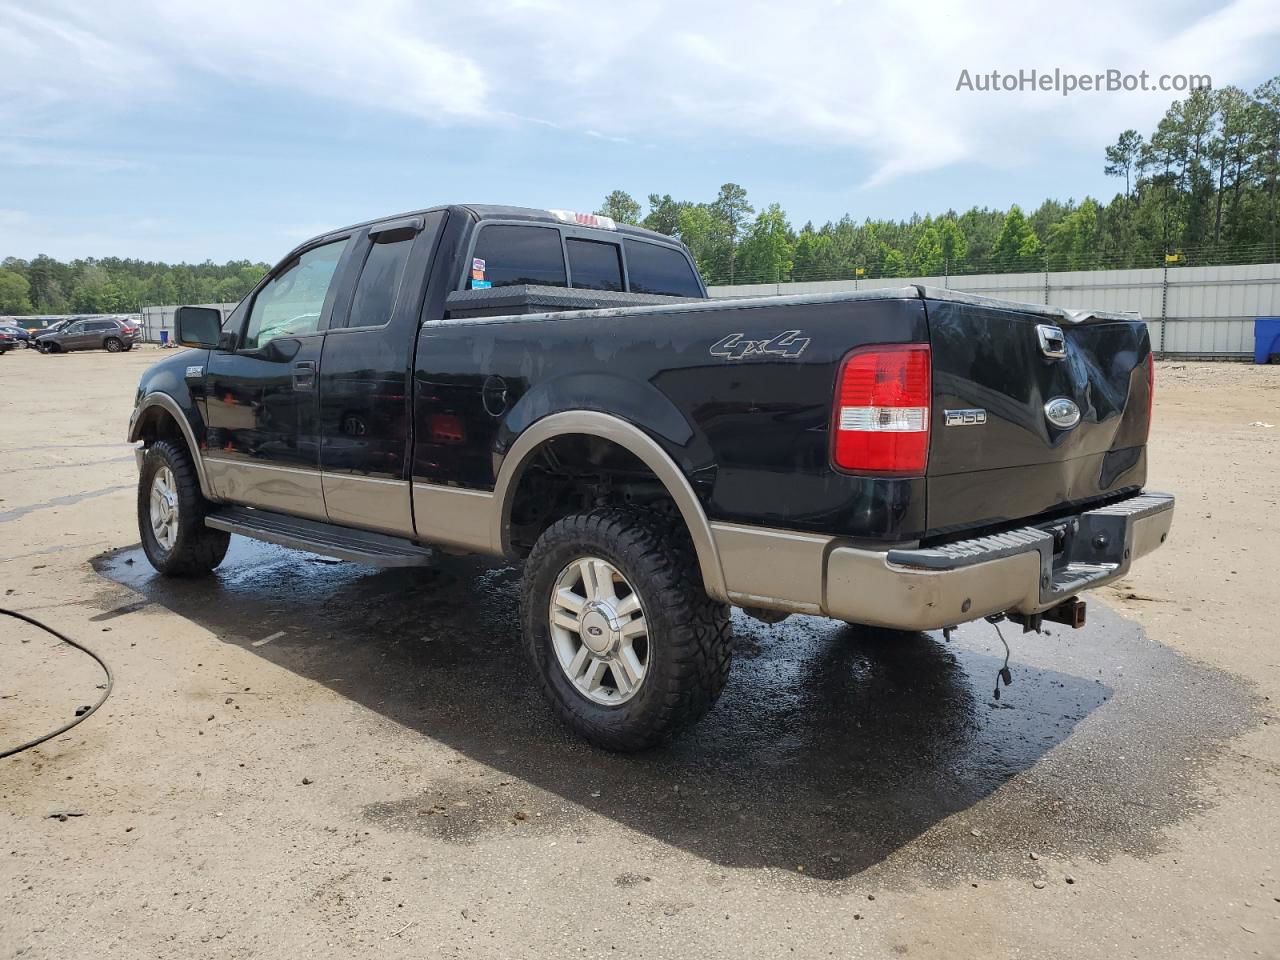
<box><xmin>548</xmin><ymin>209</ymin><xmax>617</xmax><ymax>230</ymax></box>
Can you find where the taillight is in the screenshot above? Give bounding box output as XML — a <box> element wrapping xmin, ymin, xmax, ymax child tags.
<box><xmin>831</xmin><ymin>343</ymin><xmax>931</xmax><ymax>475</ymax></box>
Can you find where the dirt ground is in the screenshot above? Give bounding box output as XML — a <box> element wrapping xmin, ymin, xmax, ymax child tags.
<box><xmin>1</xmin><ymin>347</ymin><xmax>1278</xmax><ymax>960</ymax></box>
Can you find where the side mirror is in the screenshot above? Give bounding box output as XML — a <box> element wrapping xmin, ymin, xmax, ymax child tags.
<box><xmin>175</xmin><ymin>306</ymin><xmax>223</xmax><ymax>349</ymax></box>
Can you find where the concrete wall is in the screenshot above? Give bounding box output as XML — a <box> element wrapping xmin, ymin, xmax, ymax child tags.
<box><xmin>709</xmin><ymin>262</ymin><xmax>1280</xmax><ymax>359</ymax></box>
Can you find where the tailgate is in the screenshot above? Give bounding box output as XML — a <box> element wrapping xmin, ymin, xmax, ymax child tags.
<box><xmin>925</xmin><ymin>297</ymin><xmax>1152</xmax><ymax>537</ymax></box>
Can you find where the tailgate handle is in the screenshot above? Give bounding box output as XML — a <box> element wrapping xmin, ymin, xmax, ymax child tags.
<box><xmin>1037</xmin><ymin>324</ymin><xmax>1067</xmax><ymax>359</ymax></box>
<box><xmin>292</xmin><ymin>360</ymin><xmax>316</xmax><ymax>390</ymax></box>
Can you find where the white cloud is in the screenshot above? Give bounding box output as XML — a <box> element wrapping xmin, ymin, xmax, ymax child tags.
<box><xmin>2</xmin><ymin>0</ymin><xmax>1278</xmax><ymax>185</ymax></box>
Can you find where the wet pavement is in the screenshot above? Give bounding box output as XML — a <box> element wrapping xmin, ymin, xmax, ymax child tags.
<box><xmin>93</xmin><ymin>537</ymin><xmax>1254</xmax><ymax>886</ymax></box>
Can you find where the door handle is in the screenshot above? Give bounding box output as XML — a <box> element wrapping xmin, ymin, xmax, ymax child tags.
<box><xmin>292</xmin><ymin>360</ymin><xmax>316</xmax><ymax>390</ymax></box>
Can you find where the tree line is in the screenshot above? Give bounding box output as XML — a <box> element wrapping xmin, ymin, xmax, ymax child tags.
<box><xmin>1</xmin><ymin>76</ymin><xmax>1277</xmax><ymax>313</ymax></box>
<box><xmin>0</xmin><ymin>255</ymin><xmax>269</xmax><ymax>316</ymax></box>
<box><xmin>596</xmin><ymin>76</ymin><xmax>1280</xmax><ymax>285</ymax></box>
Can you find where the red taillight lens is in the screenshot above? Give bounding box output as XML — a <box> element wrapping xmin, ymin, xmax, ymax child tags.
<box><xmin>831</xmin><ymin>343</ymin><xmax>931</xmax><ymax>475</ymax></box>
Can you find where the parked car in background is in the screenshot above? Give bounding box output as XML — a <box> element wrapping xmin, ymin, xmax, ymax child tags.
<box><xmin>0</xmin><ymin>328</ymin><xmax>19</xmax><ymax>354</ymax></box>
<box><xmin>0</xmin><ymin>324</ymin><xmax>33</xmax><ymax>348</ymax></box>
<box><xmin>36</xmin><ymin>318</ymin><xmax>142</xmax><ymax>354</ymax></box>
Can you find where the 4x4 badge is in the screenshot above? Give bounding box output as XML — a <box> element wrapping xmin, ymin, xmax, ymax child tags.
<box><xmin>709</xmin><ymin>330</ymin><xmax>810</xmax><ymax>361</ymax></box>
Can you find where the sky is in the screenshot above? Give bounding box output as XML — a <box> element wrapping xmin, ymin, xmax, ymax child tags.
<box><xmin>2</xmin><ymin>0</ymin><xmax>1279</xmax><ymax>265</ymax></box>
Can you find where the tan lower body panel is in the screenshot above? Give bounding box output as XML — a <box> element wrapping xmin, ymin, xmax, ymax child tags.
<box><xmin>323</xmin><ymin>474</ymin><xmax>413</xmax><ymax>537</ymax></box>
<box><xmin>203</xmin><ymin>458</ymin><xmax>327</xmax><ymax>522</ymax></box>
<box><xmin>710</xmin><ymin>522</ymin><xmax>829</xmax><ymax>614</ymax></box>
<box><xmin>412</xmin><ymin>483</ymin><xmax>499</xmax><ymax>554</ymax></box>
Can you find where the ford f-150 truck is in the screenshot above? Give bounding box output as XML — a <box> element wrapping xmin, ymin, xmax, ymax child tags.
<box><xmin>128</xmin><ymin>203</ymin><xmax>1173</xmax><ymax>750</ymax></box>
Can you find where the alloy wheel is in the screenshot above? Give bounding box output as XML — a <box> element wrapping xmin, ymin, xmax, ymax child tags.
<box><xmin>548</xmin><ymin>556</ymin><xmax>650</xmax><ymax>705</ymax></box>
<box><xmin>148</xmin><ymin>465</ymin><xmax>179</xmax><ymax>551</ymax></box>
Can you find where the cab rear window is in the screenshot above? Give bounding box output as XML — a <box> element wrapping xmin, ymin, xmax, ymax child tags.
<box><xmin>566</xmin><ymin>238</ymin><xmax>623</xmax><ymax>292</ymax></box>
<box><xmin>624</xmin><ymin>239</ymin><xmax>701</xmax><ymax>297</ymax></box>
<box><xmin>471</xmin><ymin>225</ymin><xmax>567</xmax><ymax>288</ymax></box>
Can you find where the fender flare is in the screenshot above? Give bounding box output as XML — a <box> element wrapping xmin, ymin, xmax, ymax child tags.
<box><xmin>491</xmin><ymin>410</ymin><xmax>728</xmax><ymax>602</ymax></box>
<box><xmin>127</xmin><ymin>393</ymin><xmax>218</xmax><ymax>501</ymax></box>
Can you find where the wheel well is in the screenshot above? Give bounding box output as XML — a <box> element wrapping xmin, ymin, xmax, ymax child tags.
<box><xmin>506</xmin><ymin>434</ymin><xmax>686</xmax><ymax>557</ymax></box>
<box><xmin>135</xmin><ymin>405</ymin><xmax>187</xmax><ymax>450</ymax></box>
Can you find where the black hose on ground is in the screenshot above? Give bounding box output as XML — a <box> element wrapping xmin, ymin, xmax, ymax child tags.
<box><xmin>0</xmin><ymin>608</ymin><xmax>114</xmax><ymax>759</ymax></box>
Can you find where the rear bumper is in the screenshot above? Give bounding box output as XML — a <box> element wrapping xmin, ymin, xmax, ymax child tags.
<box><xmin>825</xmin><ymin>492</ymin><xmax>1174</xmax><ymax>630</ymax></box>
<box><xmin>713</xmin><ymin>491</ymin><xmax>1174</xmax><ymax>631</ymax></box>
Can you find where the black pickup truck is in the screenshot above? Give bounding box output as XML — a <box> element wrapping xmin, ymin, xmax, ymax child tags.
<box><xmin>128</xmin><ymin>203</ymin><xmax>1173</xmax><ymax>750</ymax></box>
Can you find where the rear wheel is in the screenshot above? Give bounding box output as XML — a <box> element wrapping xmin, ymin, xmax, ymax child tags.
<box><xmin>138</xmin><ymin>440</ymin><xmax>229</xmax><ymax>576</ymax></box>
<box><xmin>104</xmin><ymin>337</ymin><xmax>123</xmax><ymax>353</ymax></box>
<box><xmin>521</xmin><ymin>507</ymin><xmax>733</xmax><ymax>751</ymax></box>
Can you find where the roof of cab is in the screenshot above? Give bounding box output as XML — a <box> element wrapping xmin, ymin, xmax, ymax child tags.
<box><xmin>309</xmin><ymin>204</ymin><xmax>680</xmax><ymax>249</ymax></box>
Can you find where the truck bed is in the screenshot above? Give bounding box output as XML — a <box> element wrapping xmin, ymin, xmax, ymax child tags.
<box><xmin>415</xmin><ymin>284</ymin><xmax>1152</xmax><ymax>545</ymax></box>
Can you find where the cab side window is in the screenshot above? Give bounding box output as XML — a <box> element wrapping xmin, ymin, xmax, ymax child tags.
<box><xmin>345</xmin><ymin>228</ymin><xmax>415</xmax><ymax>329</ymax></box>
<box><xmin>243</xmin><ymin>239</ymin><xmax>346</xmax><ymax>349</ymax></box>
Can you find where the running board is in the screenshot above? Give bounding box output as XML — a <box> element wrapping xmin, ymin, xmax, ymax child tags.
<box><xmin>205</xmin><ymin>506</ymin><xmax>435</xmax><ymax>567</ymax></box>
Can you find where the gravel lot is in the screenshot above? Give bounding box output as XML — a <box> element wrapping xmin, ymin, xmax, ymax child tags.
<box><xmin>2</xmin><ymin>347</ymin><xmax>1278</xmax><ymax>959</ymax></box>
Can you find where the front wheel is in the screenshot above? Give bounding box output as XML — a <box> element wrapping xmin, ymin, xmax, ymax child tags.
<box><xmin>521</xmin><ymin>508</ymin><xmax>733</xmax><ymax>751</ymax></box>
<box><xmin>138</xmin><ymin>440</ymin><xmax>229</xmax><ymax>576</ymax></box>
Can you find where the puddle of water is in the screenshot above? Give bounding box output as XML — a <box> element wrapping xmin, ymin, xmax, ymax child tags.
<box><xmin>93</xmin><ymin>538</ymin><xmax>1255</xmax><ymax>883</ymax></box>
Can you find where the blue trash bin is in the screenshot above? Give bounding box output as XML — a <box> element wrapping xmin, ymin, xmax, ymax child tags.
<box><xmin>159</xmin><ymin>329</ymin><xmax>169</xmax><ymax>346</ymax></box>
<box><xmin>1255</xmin><ymin>317</ymin><xmax>1280</xmax><ymax>364</ymax></box>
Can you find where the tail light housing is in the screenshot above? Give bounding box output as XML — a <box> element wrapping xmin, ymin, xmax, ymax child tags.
<box><xmin>831</xmin><ymin>343</ymin><xmax>931</xmax><ymax>475</ymax></box>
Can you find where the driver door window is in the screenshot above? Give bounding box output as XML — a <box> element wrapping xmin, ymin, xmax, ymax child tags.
<box><xmin>243</xmin><ymin>240</ymin><xmax>346</xmax><ymax>350</ymax></box>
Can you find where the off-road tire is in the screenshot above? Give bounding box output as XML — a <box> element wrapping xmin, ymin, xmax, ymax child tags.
<box><xmin>521</xmin><ymin>507</ymin><xmax>733</xmax><ymax>751</ymax></box>
<box><xmin>104</xmin><ymin>337</ymin><xmax>123</xmax><ymax>353</ymax></box>
<box><xmin>138</xmin><ymin>440</ymin><xmax>229</xmax><ymax>576</ymax></box>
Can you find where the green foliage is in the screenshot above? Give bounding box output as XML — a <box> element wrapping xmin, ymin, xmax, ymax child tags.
<box><xmin>737</xmin><ymin>204</ymin><xmax>794</xmax><ymax>283</ymax></box>
<box><xmin>0</xmin><ymin>255</ymin><xmax>269</xmax><ymax>315</ymax></box>
<box><xmin>993</xmin><ymin>205</ymin><xmax>1043</xmax><ymax>271</ymax></box>
<box><xmin>0</xmin><ymin>269</ymin><xmax>33</xmax><ymax>313</ymax></box>
<box><xmin>912</xmin><ymin>227</ymin><xmax>944</xmax><ymax>275</ymax></box>
<box><xmin>595</xmin><ymin>190</ymin><xmax>642</xmax><ymax>225</ymax></box>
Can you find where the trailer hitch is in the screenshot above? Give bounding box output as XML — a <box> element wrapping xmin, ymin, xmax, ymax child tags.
<box><xmin>1008</xmin><ymin>596</ymin><xmax>1087</xmax><ymax>634</ymax></box>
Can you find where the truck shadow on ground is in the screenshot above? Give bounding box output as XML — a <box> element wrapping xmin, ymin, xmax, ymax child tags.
<box><xmin>93</xmin><ymin>539</ymin><xmax>1251</xmax><ymax>883</ymax></box>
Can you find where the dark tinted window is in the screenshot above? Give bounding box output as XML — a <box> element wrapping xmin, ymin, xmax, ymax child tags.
<box><xmin>624</xmin><ymin>239</ymin><xmax>702</xmax><ymax>297</ymax></box>
<box><xmin>347</xmin><ymin>229</ymin><xmax>415</xmax><ymax>328</ymax></box>
<box><xmin>471</xmin><ymin>225</ymin><xmax>566</xmax><ymax>288</ymax></box>
<box><xmin>88</xmin><ymin>321</ymin><xmax>114</xmax><ymax>331</ymax></box>
<box><xmin>566</xmin><ymin>238</ymin><xmax>623</xmax><ymax>291</ymax></box>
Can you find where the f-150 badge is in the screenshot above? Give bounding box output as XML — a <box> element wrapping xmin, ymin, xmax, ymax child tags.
<box><xmin>709</xmin><ymin>330</ymin><xmax>810</xmax><ymax>361</ymax></box>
